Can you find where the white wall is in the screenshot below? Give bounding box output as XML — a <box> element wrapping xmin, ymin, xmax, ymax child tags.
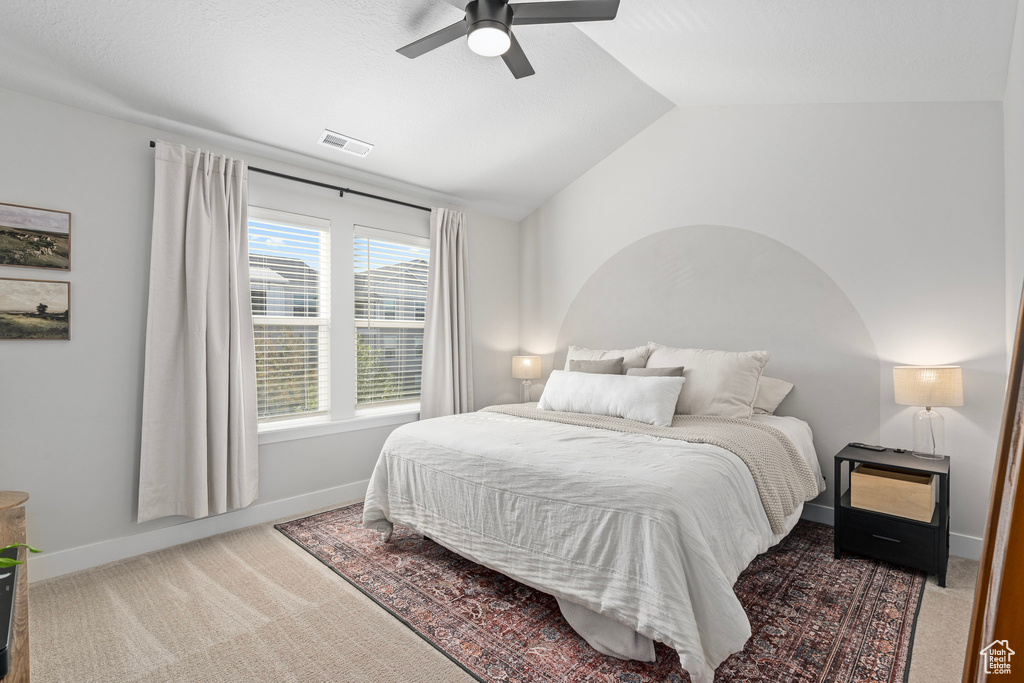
<box><xmin>1007</xmin><ymin>2</ymin><xmax>1024</xmax><ymax>355</ymax></box>
<box><xmin>520</xmin><ymin>103</ymin><xmax>1006</xmax><ymax>555</ymax></box>
<box><xmin>0</xmin><ymin>87</ymin><xmax>520</xmax><ymax>580</ymax></box>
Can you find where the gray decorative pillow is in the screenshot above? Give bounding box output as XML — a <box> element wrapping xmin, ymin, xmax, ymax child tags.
<box><xmin>569</xmin><ymin>357</ymin><xmax>625</xmax><ymax>375</ymax></box>
<box><xmin>627</xmin><ymin>366</ymin><xmax>684</xmax><ymax>377</ymax></box>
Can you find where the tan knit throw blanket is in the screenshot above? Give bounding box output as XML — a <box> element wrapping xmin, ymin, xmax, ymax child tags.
<box><xmin>481</xmin><ymin>403</ymin><xmax>820</xmax><ymax>534</ymax></box>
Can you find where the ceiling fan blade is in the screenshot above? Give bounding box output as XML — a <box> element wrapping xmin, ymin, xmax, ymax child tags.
<box><xmin>397</xmin><ymin>19</ymin><xmax>469</xmax><ymax>58</ymax></box>
<box><xmin>501</xmin><ymin>32</ymin><xmax>535</xmax><ymax>79</ymax></box>
<box><xmin>511</xmin><ymin>0</ymin><xmax>619</xmax><ymax>25</ymax></box>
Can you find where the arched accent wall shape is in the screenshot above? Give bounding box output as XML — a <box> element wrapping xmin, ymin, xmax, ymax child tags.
<box><xmin>555</xmin><ymin>225</ymin><xmax>879</xmax><ymax>505</ymax></box>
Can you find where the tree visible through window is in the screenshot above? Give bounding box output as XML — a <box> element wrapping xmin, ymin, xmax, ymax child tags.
<box><xmin>354</xmin><ymin>230</ymin><xmax>429</xmax><ymax>406</ymax></box>
<box><xmin>248</xmin><ymin>209</ymin><xmax>331</xmax><ymax>422</ymax></box>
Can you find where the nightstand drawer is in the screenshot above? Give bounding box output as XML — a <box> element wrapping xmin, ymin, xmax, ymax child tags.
<box><xmin>842</xmin><ymin>509</ymin><xmax>937</xmax><ymax>572</ymax></box>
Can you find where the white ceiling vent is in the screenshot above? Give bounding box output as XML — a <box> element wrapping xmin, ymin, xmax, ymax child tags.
<box><xmin>317</xmin><ymin>129</ymin><xmax>374</xmax><ymax>158</ymax></box>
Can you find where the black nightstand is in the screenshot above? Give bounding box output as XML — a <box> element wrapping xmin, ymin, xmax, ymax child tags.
<box><xmin>833</xmin><ymin>445</ymin><xmax>950</xmax><ymax>586</ymax></box>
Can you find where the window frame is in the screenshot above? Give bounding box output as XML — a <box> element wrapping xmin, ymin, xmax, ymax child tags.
<box><xmin>248</xmin><ymin>206</ymin><xmax>332</xmax><ymax>427</ymax></box>
<box><xmin>353</xmin><ymin>225</ymin><xmax>431</xmax><ymax>413</ymax></box>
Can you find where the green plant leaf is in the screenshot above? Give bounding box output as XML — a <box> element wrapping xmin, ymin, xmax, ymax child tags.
<box><xmin>0</xmin><ymin>543</ymin><xmax>41</xmax><ymax>553</ymax></box>
<box><xmin>0</xmin><ymin>558</ymin><xmax>23</xmax><ymax>567</ymax></box>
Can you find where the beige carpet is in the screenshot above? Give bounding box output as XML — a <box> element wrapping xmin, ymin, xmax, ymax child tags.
<box><xmin>30</xmin><ymin>510</ymin><xmax>979</xmax><ymax>682</ymax></box>
<box><xmin>909</xmin><ymin>556</ymin><xmax>980</xmax><ymax>683</ymax></box>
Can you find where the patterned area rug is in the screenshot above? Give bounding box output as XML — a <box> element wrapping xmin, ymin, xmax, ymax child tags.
<box><xmin>276</xmin><ymin>504</ymin><xmax>925</xmax><ymax>682</ymax></box>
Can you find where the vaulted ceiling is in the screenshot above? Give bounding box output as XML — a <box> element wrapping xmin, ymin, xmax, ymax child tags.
<box><xmin>0</xmin><ymin>0</ymin><xmax>1018</xmax><ymax>220</ymax></box>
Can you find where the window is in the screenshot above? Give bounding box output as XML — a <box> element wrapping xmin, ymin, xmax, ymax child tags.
<box><xmin>353</xmin><ymin>228</ymin><xmax>430</xmax><ymax>407</ymax></box>
<box><xmin>248</xmin><ymin>208</ymin><xmax>331</xmax><ymax>423</ymax></box>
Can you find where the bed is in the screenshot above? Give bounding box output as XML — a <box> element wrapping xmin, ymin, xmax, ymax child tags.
<box><xmin>363</xmin><ymin>380</ymin><xmax>824</xmax><ymax>683</ymax></box>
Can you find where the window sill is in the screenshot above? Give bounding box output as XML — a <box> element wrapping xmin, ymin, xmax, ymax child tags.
<box><xmin>258</xmin><ymin>409</ymin><xmax>419</xmax><ymax>445</ymax></box>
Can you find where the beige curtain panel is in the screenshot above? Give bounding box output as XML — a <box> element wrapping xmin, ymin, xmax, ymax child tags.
<box><xmin>138</xmin><ymin>141</ymin><xmax>258</xmax><ymax>523</ymax></box>
<box><xmin>420</xmin><ymin>208</ymin><xmax>474</xmax><ymax>419</ymax></box>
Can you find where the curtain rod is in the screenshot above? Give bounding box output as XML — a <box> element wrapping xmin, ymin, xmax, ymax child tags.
<box><xmin>148</xmin><ymin>140</ymin><xmax>431</xmax><ymax>213</ymax></box>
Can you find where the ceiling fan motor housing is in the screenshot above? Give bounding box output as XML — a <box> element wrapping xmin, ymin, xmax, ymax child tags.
<box><xmin>466</xmin><ymin>0</ymin><xmax>514</xmax><ymax>34</ymax></box>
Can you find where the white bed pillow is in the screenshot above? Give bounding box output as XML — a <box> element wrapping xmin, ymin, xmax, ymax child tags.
<box><xmin>753</xmin><ymin>376</ymin><xmax>795</xmax><ymax>415</ymax></box>
<box><xmin>646</xmin><ymin>343</ymin><xmax>770</xmax><ymax>419</ymax></box>
<box><xmin>537</xmin><ymin>370</ymin><xmax>685</xmax><ymax>427</ymax></box>
<box><xmin>564</xmin><ymin>344</ymin><xmax>650</xmax><ymax>372</ymax></box>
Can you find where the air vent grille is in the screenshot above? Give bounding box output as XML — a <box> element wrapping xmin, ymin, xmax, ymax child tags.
<box><xmin>317</xmin><ymin>129</ymin><xmax>374</xmax><ymax>158</ymax></box>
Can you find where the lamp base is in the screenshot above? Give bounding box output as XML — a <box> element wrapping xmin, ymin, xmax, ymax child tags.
<box><xmin>911</xmin><ymin>451</ymin><xmax>945</xmax><ymax>461</ymax></box>
<box><xmin>520</xmin><ymin>380</ymin><xmax>532</xmax><ymax>404</ymax></box>
<box><xmin>911</xmin><ymin>407</ymin><xmax>944</xmax><ymax>458</ymax></box>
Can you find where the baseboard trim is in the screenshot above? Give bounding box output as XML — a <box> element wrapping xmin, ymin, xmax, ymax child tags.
<box><xmin>28</xmin><ymin>480</ymin><xmax>369</xmax><ymax>582</ymax></box>
<box><xmin>800</xmin><ymin>502</ymin><xmax>982</xmax><ymax>561</ymax></box>
<box><xmin>801</xmin><ymin>502</ymin><xmax>835</xmax><ymax>526</ymax></box>
<box><xmin>949</xmin><ymin>533</ymin><xmax>983</xmax><ymax>561</ymax></box>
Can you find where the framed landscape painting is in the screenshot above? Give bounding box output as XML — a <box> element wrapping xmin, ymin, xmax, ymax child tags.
<box><xmin>0</xmin><ymin>277</ymin><xmax>70</xmax><ymax>340</ymax></box>
<box><xmin>0</xmin><ymin>202</ymin><xmax>71</xmax><ymax>270</ymax></box>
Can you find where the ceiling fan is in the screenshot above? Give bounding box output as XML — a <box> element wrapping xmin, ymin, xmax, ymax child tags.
<box><xmin>397</xmin><ymin>0</ymin><xmax>620</xmax><ymax>79</ymax></box>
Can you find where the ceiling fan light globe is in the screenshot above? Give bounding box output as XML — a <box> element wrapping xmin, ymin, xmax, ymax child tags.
<box><xmin>467</xmin><ymin>24</ymin><xmax>511</xmax><ymax>57</ymax></box>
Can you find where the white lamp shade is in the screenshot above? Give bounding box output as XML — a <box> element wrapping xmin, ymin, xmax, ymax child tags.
<box><xmin>893</xmin><ymin>365</ymin><xmax>964</xmax><ymax>407</ymax></box>
<box><xmin>512</xmin><ymin>355</ymin><xmax>542</xmax><ymax>380</ymax></box>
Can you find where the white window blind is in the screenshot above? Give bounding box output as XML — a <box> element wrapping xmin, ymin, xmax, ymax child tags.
<box><xmin>248</xmin><ymin>207</ymin><xmax>331</xmax><ymax>423</ymax></box>
<box><xmin>354</xmin><ymin>227</ymin><xmax>430</xmax><ymax>407</ymax></box>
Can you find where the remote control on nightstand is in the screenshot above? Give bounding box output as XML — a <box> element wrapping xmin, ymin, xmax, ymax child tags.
<box><xmin>848</xmin><ymin>442</ymin><xmax>886</xmax><ymax>452</ymax></box>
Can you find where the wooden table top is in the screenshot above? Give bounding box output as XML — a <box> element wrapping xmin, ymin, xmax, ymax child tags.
<box><xmin>0</xmin><ymin>491</ymin><xmax>29</xmax><ymax>511</ymax></box>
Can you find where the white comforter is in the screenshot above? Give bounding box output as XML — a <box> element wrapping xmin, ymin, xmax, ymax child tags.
<box><xmin>363</xmin><ymin>410</ymin><xmax>818</xmax><ymax>683</ymax></box>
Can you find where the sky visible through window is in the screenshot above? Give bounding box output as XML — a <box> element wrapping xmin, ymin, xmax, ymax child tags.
<box><xmin>249</xmin><ymin>222</ymin><xmax>427</xmax><ymax>272</ymax></box>
<box><xmin>354</xmin><ymin>238</ymin><xmax>429</xmax><ymax>272</ymax></box>
<box><xmin>249</xmin><ymin>220</ymin><xmax>323</xmax><ymax>270</ymax></box>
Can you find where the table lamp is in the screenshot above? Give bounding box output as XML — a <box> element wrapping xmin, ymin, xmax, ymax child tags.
<box><xmin>512</xmin><ymin>355</ymin><xmax>541</xmax><ymax>403</ymax></box>
<box><xmin>893</xmin><ymin>365</ymin><xmax>964</xmax><ymax>459</ymax></box>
